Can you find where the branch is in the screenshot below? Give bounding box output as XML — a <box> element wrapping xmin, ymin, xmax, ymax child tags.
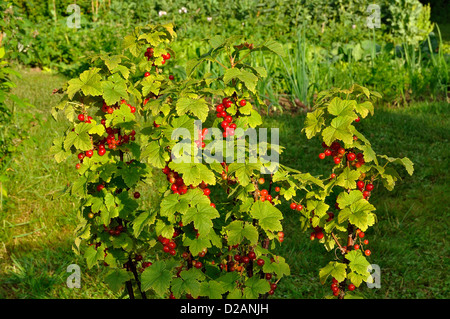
<box><xmin>331</xmin><ymin>232</ymin><xmax>346</xmax><ymax>254</ymax></box>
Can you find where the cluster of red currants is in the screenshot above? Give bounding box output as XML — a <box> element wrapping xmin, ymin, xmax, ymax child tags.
<box><xmin>215</xmin><ymin>97</ymin><xmax>246</xmax><ymax>138</ymax></box>
<box><xmin>103</xmin><ymin>224</ymin><xmax>125</xmax><ymax>237</ymax></box>
<box><xmin>289</xmin><ymin>201</ymin><xmax>304</xmax><ymax>211</ymax></box>
<box><xmin>357</xmin><ymin>180</ymin><xmax>374</xmax><ymax>199</ymax></box>
<box><xmin>318</xmin><ymin>141</ymin><xmax>365</xmax><ymax>167</ymax></box>
<box><xmin>77</xmin><ymin>113</ymin><xmax>93</xmax><ymax>124</ymax></box>
<box><xmin>354</xmin><ymin>229</ymin><xmax>371</xmax><ymax>256</ymax></box>
<box><xmin>162</xmin><ymin>165</ymin><xmax>189</xmax><ymax>195</ymax></box>
<box><xmin>101</xmin><ymin>99</ymin><xmax>136</xmax><ymax>114</ymax></box>
<box><xmin>195</xmin><ymin>127</ymin><xmax>209</xmax><ymax>149</ymax></box>
<box><xmin>144</xmin><ymin>47</ymin><xmax>171</xmax><ymax>65</ymax></box>
<box><xmin>233</xmin><ymin>250</ymin><xmax>261</xmax><ymax>266</ymax></box>
<box><xmin>310</xmin><ymin>226</ymin><xmax>324</xmax><ymax>241</ymax></box>
<box><xmin>158</xmin><ymin>235</ymin><xmax>177</xmax><ymax>256</ymax></box>
<box><xmin>330</xmin><ymin>277</ymin><xmax>356</xmax><ymax>297</ymax></box>
<box><xmin>162</xmin><ymin>165</ymin><xmax>215</xmax><ymax>207</ymax></box>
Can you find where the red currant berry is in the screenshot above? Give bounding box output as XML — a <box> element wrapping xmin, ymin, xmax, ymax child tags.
<box><xmin>98</xmin><ymin>148</ymin><xmax>106</xmax><ymax>156</ymax></box>
<box><xmin>347</xmin><ymin>152</ymin><xmax>356</xmax><ymax>161</ymax></box>
<box><xmin>194</xmin><ymin>261</ymin><xmax>203</xmax><ymax>269</ymax></box>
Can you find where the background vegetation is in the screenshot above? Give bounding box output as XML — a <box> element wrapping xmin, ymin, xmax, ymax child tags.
<box><xmin>0</xmin><ymin>0</ymin><xmax>448</xmax><ymax>299</ymax></box>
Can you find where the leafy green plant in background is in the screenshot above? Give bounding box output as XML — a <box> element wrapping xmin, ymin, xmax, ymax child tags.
<box><xmin>3</xmin><ymin>0</ymin><xmax>447</xmax><ymax>105</ymax></box>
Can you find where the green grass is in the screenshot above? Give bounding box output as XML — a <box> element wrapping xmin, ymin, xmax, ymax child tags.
<box><xmin>0</xmin><ymin>70</ymin><xmax>448</xmax><ymax>299</ymax></box>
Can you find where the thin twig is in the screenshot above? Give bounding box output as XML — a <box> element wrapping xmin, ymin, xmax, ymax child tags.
<box><xmin>331</xmin><ymin>232</ymin><xmax>346</xmax><ymax>254</ymax></box>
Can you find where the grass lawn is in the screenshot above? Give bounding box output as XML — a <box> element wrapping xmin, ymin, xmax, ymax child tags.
<box><xmin>0</xmin><ymin>69</ymin><xmax>448</xmax><ymax>299</ymax></box>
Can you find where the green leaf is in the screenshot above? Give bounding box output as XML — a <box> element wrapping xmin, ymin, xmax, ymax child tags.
<box><xmin>140</xmin><ymin>261</ymin><xmax>172</xmax><ymax>296</ymax></box>
<box><xmin>132</xmin><ymin>210</ymin><xmax>157</xmax><ymax>238</ymax></box>
<box><xmin>250</xmin><ymin>201</ymin><xmax>283</xmax><ymax>233</ymax></box>
<box><xmin>354</xmin><ymin>101</ymin><xmax>374</xmax><ymax>118</ymax></box>
<box><xmin>182</xmin><ymin>203</ymin><xmax>220</xmax><ymax>237</ymax></box>
<box><xmin>378</xmin><ymin>155</ymin><xmax>414</xmax><ymax>176</ymax></box>
<box><xmin>71</xmin><ymin>176</ymin><xmax>87</xmax><ymax>196</ymax></box>
<box><xmin>262</xmin><ymin>256</ymin><xmax>290</xmax><ymax>278</ymax></box>
<box><xmin>168</xmin><ymin>162</ymin><xmax>216</xmax><ymax>186</ymax></box>
<box><xmin>176</xmin><ymin>97</ymin><xmax>209</xmax><ymax>122</ymax></box>
<box><xmin>337</xmin><ymin>190</ymin><xmax>364</xmax><ymax>208</ymax></box>
<box><xmin>228</xmin><ymin>162</ymin><xmax>260</xmax><ymax>187</ymax></box>
<box><xmin>141</xmin><ymin>74</ymin><xmax>162</xmax><ymax>96</ymax></box>
<box><xmin>160</xmin><ymin>193</ymin><xmax>189</xmax><ymax>221</ymax></box>
<box><xmin>225</xmin><ymin>220</ymin><xmax>259</xmax><ymax>246</ymax></box>
<box><xmin>306</xmin><ymin>199</ymin><xmax>330</xmax><ymax>218</ymax></box>
<box><xmin>123</xmin><ymin>34</ymin><xmax>140</xmax><ymax>57</ymax></box>
<box><xmin>243</xmin><ymin>277</ymin><xmax>270</xmax><ymax>299</ymax></box>
<box><xmin>239</xmin><ymin>69</ymin><xmax>259</xmax><ymax>93</ymax></box>
<box><xmin>171</xmin><ymin>268</ymin><xmax>205</xmax><ymax>298</ymax></box>
<box><xmin>141</xmin><ymin>140</ymin><xmax>168</xmax><ymax>168</ymax></box>
<box><xmin>183</xmin><ymin>236</ymin><xmax>212</xmax><ymax>256</ymax></box>
<box><xmin>346</xmin><ymin>250</ymin><xmax>370</xmax><ymax>276</ymax></box>
<box><xmin>259</xmin><ymin>40</ymin><xmax>285</xmax><ymax>57</ymax></box>
<box><xmin>322</xmin><ymin>116</ymin><xmax>355</xmax><ymax>146</ymax></box>
<box><xmin>359</xmin><ymin>144</ymin><xmax>377</xmax><ymax>164</ymax></box>
<box><xmin>200</xmin><ymin>280</ymin><xmax>226</xmax><ymax>299</ymax></box>
<box><xmin>303</xmin><ymin>109</ymin><xmax>325</xmax><ymax>139</ymax></box>
<box><xmin>104</xmin><ymin>268</ymin><xmax>133</xmax><ymax>292</ymax></box>
<box><xmin>347</xmin><ymin>271</ymin><xmax>368</xmax><ymax>287</ymax></box>
<box><xmin>101</xmin><ymin>55</ymin><xmax>122</xmax><ymax>71</ymax></box>
<box><xmin>119</xmin><ymin>165</ymin><xmax>141</xmax><ymax>188</ymax></box>
<box><xmin>88</xmin><ymin>123</ymin><xmax>106</xmax><ymax>136</ymax></box>
<box><xmin>64</xmin><ymin>123</ymin><xmax>93</xmax><ymax>151</ymax></box>
<box><xmin>50</xmin><ymin>136</ymin><xmax>71</xmax><ymax>163</ymax></box>
<box><xmin>155</xmin><ymin>219</ymin><xmax>174</xmax><ymax>239</ymax></box>
<box><xmin>102</xmin><ymin>79</ymin><xmax>128</xmax><ymax>106</ymax></box>
<box><xmin>348</xmin><ymin>203</ymin><xmax>376</xmax><ymax>232</ymax></box>
<box><xmin>319</xmin><ymin>261</ymin><xmax>347</xmax><ymax>284</ymax></box>
<box><xmin>216</xmin><ymin>272</ymin><xmax>240</xmax><ymax>292</ymax></box>
<box><xmin>85</xmin><ymin>243</ymin><xmax>105</xmax><ymax>269</ymax></box>
<box><xmin>335</xmin><ymin>167</ymin><xmax>361</xmax><ymax>189</ymax></box>
<box><xmin>67</xmin><ymin>68</ymin><xmax>102</xmax><ymax>99</ymax></box>
<box><xmin>247</xmin><ymin>109</ymin><xmax>263</xmax><ymax>128</ymax></box>
<box><xmin>116</xmin><ymin>191</ymin><xmax>139</xmax><ymax>219</ymax></box>
<box><xmin>223</xmin><ymin>68</ymin><xmax>258</xmax><ymax>93</ymax></box>
<box><xmin>327</xmin><ymin>97</ymin><xmax>356</xmax><ymax>117</ymax></box>
<box><xmin>337</xmin><ymin>192</ymin><xmax>376</xmax><ymax>231</ymax></box>
<box><xmin>105</xmin><ymin>103</ymin><xmax>135</xmax><ymax>127</ymax></box>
